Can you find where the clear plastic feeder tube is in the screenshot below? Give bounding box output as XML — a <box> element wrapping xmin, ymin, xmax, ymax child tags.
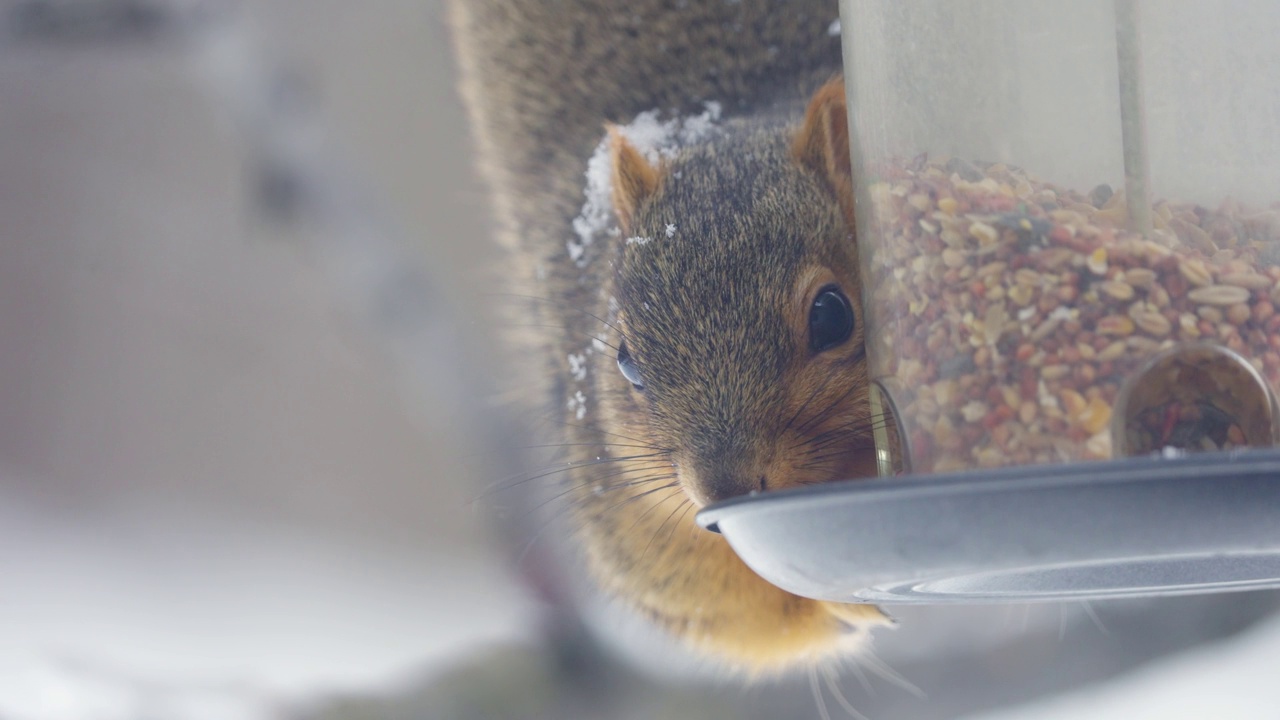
<box><xmin>1114</xmin><ymin>0</ymin><xmax>1152</xmax><ymax>236</ymax></box>
<box><xmin>840</xmin><ymin>0</ymin><xmax>1280</xmax><ymax>474</ymax></box>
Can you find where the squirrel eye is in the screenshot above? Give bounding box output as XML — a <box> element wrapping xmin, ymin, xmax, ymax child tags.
<box><xmin>617</xmin><ymin>340</ymin><xmax>645</xmax><ymax>390</ymax></box>
<box><xmin>809</xmin><ymin>285</ymin><xmax>855</xmax><ymax>353</ymax></box>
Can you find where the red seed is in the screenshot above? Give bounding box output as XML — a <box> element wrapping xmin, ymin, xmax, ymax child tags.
<box><xmin>1019</xmin><ymin>369</ymin><xmax>1038</xmax><ymax>400</ymax></box>
<box><xmin>1254</xmin><ymin>301</ymin><xmax>1275</xmax><ymax>324</ymax></box>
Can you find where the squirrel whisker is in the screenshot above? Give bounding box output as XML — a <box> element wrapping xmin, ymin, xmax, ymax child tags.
<box><xmin>780</xmin><ymin>362</ymin><xmax>844</xmax><ymax>439</ymax></box>
<box><xmin>545</xmin><ymin>416</ymin><xmax>668</xmax><ymax>449</ymax></box>
<box><xmin>790</xmin><ymin>378</ymin><xmax>865</xmax><ymax>441</ymax></box>
<box><xmin>810</xmin><ymin>665</ymin><xmax>834</xmax><ymax>720</ymax></box>
<box><xmin>521</xmin><ymin>465</ymin><xmax>678</xmax><ymax>518</ymax></box>
<box><xmin>474</xmin><ymin>451</ymin><xmax>671</xmax><ymax>501</ymax></box>
<box><xmin>493</xmin><ymin>321</ymin><xmax>625</xmax><ymax>356</ymax></box>
<box><xmin>595</xmin><ymin>482</ymin><xmax>684</xmax><ymax>540</ymax></box>
<box><xmin>639</xmin><ymin>496</ymin><xmax>694</xmax><ymax>564</ymax></box>
<box><xmin>507</xmin><ymin>441</ymin><xmax>665</xmax><ymax>452</ymax></box>
<box><xmin>488</xmin><ymin>292</ymin><xmax>631</xmax><ymax>341</ymax></box>
<box><xmin>805</xmin><ymin>423</ymin><xmax>878</xmax><ymax>455</ymax></box>
<box><xmin>822</xmin><ymin>666</ymin><xmax>872</xmax><ymax>720</ymax></box>
<box><xmin>852</xmin><ymin>651</ymin><xmax>927</xmax><ymax>701</ymax></box>
<box><xmin>513</xmin><ymin>474</ymin><xmax>681</xmax><ymax>564</ymax></box>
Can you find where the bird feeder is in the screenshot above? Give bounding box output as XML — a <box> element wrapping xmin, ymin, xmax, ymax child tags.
<box><xmin>702</xmin><ymin>0</ymin><xmax>1280</xmax><ymax>604</ymax></box>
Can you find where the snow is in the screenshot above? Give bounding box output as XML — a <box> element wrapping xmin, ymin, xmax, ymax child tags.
<box><xmin>569</xmin><ymin>102</ymin><xmax>722</xmax><ymax>266</ymax></box>
<box><xmin>0</xmin><ymin>493</ymin><xmax>537</xmax><ymax>720</ymax></box>
<box><xmin>569</xmin><ymin>139</ymin><xmax>615</xmax><ymax>266</ymax></box>
<box><xmin>568</xmin><ymin>390</ymin><xmax>588</xmax><ymax>420</ymax></box>
<box><xmin>568</xmin><ymin>352</ymin><xmax>588</xmax><ymax>382</ymax></box>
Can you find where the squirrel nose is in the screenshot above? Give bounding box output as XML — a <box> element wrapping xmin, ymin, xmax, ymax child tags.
<box><xmin>683</xmin><ymin>466</ymin><xmax>767</xmax><ymax>507</ymax></box>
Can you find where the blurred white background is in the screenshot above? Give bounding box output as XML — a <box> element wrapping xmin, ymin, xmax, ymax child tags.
<box><xmin>0</xmin><ymin>1</ymin><xmax>536</xmax><ymax>717</ymax></box>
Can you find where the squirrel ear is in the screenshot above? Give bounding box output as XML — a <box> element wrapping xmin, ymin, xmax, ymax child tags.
<box><xmin>794</xmin><ymin>77</ymin><xmax>855</xmax><ymax>229</ymax></box>
<box><xmin>608</xmin><ymin>125</ymin><xmax>662</xmax><ymax>234</ymax></box>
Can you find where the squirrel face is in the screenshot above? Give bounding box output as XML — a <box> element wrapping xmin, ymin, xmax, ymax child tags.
<box><xmin>604</xmin><ymin>80</ymin><xmax>875</xmax><ymax>509</ymax></box>
<box><xmin>566</xmin><ymin>79</ymin><xmax>891</xmax><ymax>676</ymax></box>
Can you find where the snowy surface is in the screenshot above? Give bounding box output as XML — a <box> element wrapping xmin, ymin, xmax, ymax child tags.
<box><xmin>0</xmin><ymin>494</ymin><xmax>536</xmax><ymax>720</ymax></box>
<box><xmin>966</xmin><ymin>610</ymin><xmax>1280</xmax><ymax>720</ymax></box>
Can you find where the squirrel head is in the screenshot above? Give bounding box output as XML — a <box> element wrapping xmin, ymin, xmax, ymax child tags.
<box><xmin>600</xmin><ymin>78</ymin><xmax>878</xmax><ymax>509</ymax></box>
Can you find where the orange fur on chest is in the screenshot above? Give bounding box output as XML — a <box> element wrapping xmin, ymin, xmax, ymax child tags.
<box><xmin>569</xmin><ymin>428</ymin><xmax>887</xmax><ymax>678</ymax></box>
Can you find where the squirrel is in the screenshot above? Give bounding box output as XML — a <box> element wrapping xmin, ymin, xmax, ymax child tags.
<box><xmin>447</xmin><ymin>0</ymin><xmax>891</xmax><ymax>676</ymax></box>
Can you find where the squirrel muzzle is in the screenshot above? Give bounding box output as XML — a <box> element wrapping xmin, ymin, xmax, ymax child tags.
<box><xmin>677</xmin><ymin>450</ymin><xmax>772</xmax><ymax>508</ymax></box>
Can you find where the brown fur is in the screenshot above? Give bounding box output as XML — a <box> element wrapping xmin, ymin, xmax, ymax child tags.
<box><xmin>794</xmin><ymin>79</ymin><xmax>857</xmax><ymax>231</ymax></box>
<box><xmin>447</xmin><ymin>1</ymin><xmax>890</xmax><ymax>676</ymax></box>
<box><xmin>608</xmin><ymin>126</ymin><xmax>663</xmax><ymax>234</ymax></box>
